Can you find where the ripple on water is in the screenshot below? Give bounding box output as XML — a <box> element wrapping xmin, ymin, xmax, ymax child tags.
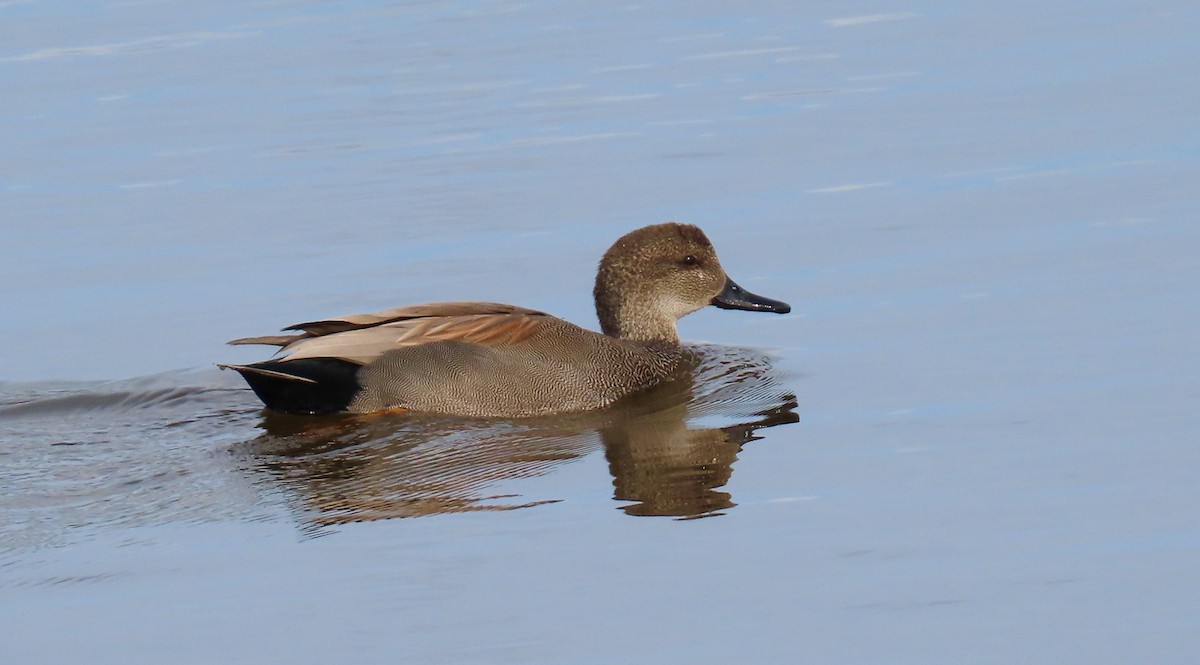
<box><xmin>0</xmin><ymin>370</ymin><xmax>266</xmax><ymax>553</ymax></box>
<box><xmin>0</xmin><ymin>345</ymin><xmax>798</xmax><ymax>553</ymax></box>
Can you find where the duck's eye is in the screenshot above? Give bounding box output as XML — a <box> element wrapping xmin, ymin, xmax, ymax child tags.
<box><xmin>680</xmin><ymin>255</ymin><xmax>698</xmax><ymax>267</ymax></box>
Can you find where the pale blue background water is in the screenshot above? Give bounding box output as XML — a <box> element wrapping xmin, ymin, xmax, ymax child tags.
<box><xmin>2</xmin><ymin>1</ymin><xmax>1199</xmax><ymax>663</ymax></box>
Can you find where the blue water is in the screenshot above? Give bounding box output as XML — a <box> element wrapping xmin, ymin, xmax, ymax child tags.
<box><xmin>3</xmin><ymin>1</ymin><xmax>1199</xmax><ymax>663</ymax></box>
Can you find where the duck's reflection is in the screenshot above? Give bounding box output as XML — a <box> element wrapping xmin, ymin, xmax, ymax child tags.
<box><xmin>601</xmin><ymin>397</ymin><xmax>798</xmax><ymax>518</ymax></box>
<box><xmin>246</xmin><ymin>346</ymin><xmax>797</xmax><ymax>523</ymax></box>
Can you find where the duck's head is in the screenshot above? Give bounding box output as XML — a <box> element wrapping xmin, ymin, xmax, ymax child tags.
<box><xmin>593</xmin><ymin>222</ymin><xmax>791</xmax><ymax>343</ymax></box>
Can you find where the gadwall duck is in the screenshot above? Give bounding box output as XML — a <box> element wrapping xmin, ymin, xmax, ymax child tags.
<box><xmin>221</xmin><ymin>223</ymin><xmax>789</xmax><ymax>416</ymax></box>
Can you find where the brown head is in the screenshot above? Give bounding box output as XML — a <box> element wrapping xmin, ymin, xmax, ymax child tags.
<box><xmin>593</xmin><ymin>222</ymin><xmax>790</xmax><ymax>343</ymax></box>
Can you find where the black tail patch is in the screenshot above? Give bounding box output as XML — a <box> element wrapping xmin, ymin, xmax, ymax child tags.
<box><xmin>226</xmin><ymin>359</ymin><xmax>362</xmax><ymax>415</ymax></box>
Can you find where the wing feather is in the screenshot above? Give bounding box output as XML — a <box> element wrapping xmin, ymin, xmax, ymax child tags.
<box><xmin>274</xmin><ymin>311</ymin><xmax>548</xmax><ymax>365</ymax></box>
<box><xmin>283</xmin><ymin>302</ymin><xmax>546</xmax><ymax>335</ymax></box>
<box><xmin>227</xmin><ymin>334</ymin><xmax>305</xmax><ymax>347</ymax></box>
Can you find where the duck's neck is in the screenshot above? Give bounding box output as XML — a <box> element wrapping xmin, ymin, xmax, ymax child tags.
<box><xmin>595</xmin><ymin>292</ymin><xmax>680</xmax><ymax>345</ymax></box>
<box><xmin>594</xmin><ymin>254</ymin><xmax>683</xmax><ymax>345</ymax></box>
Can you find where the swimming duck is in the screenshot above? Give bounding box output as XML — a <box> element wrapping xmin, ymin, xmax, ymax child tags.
<box><xmin>221</xmin><ymin>222</ymin><xmax>790</xmax><ymax>416</ymax></box>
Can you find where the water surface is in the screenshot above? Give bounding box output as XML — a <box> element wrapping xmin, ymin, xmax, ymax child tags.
<box><xmin>2</xmin><ymin>1</ymin><xmax>1199</xmax><ymax>663</ymax></box>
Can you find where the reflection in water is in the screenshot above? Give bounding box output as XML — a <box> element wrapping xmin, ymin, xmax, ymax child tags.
<box><xmin>602</xmin><ymin>398</ymin><xmax>798</xmax><ymax>518</ymax></box>
<box><xmin>252</xmin><ymin>412</ymin><xmax>596</xmax><ymax>522</ymax></box>
<box><xmin>246</xmin><ymin>345</ymin><xmax>798</xmax><ymax>522</ymax></box>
